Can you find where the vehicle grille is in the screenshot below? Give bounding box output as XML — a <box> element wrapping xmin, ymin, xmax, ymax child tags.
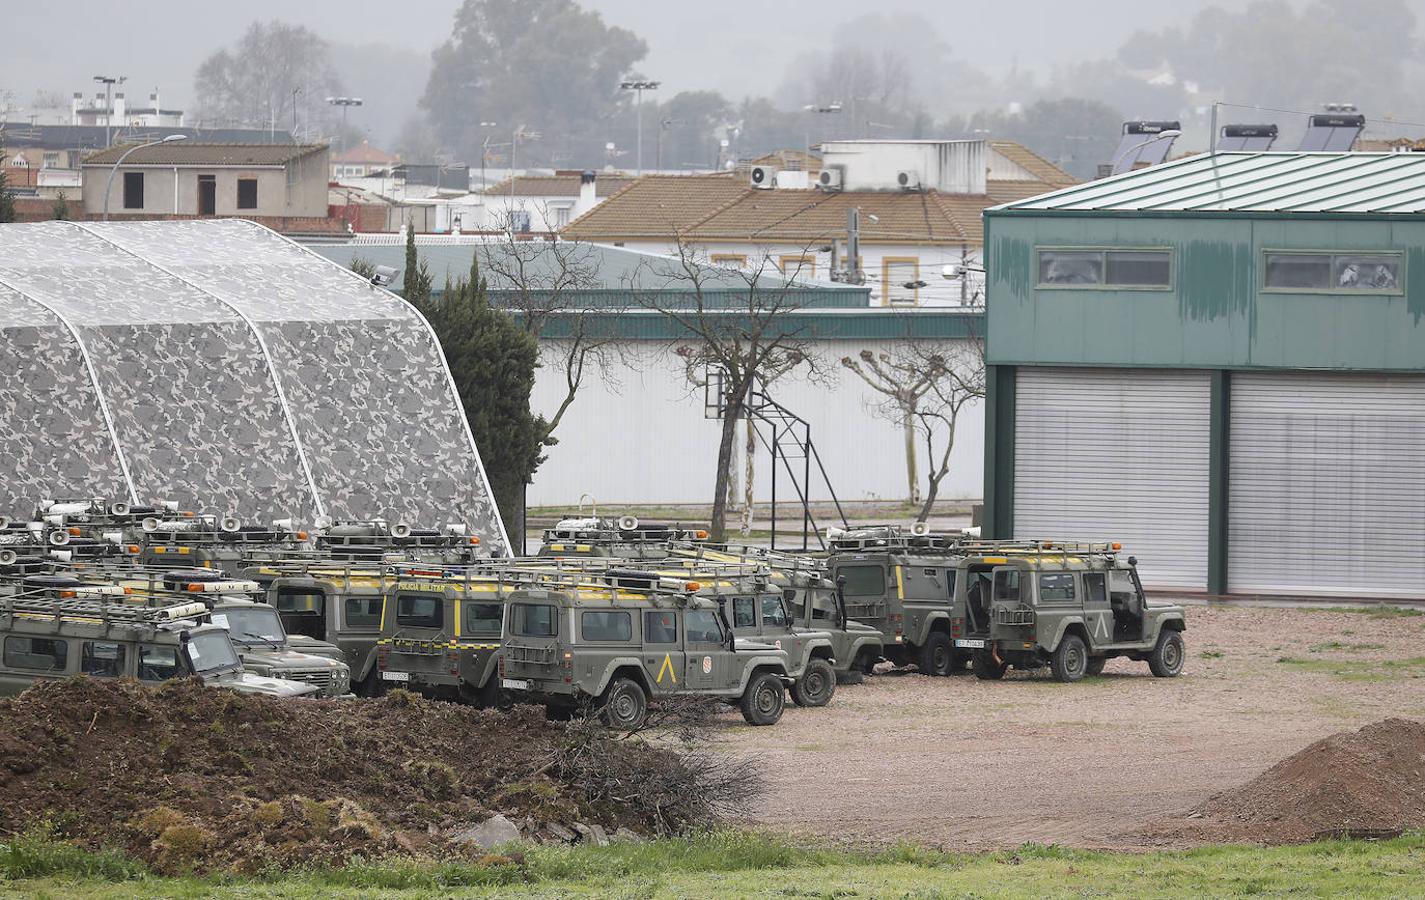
<box><xmin>286</xmin><ymin>669</ymin><xmax>336</xmax><ymax>693</ymax></box>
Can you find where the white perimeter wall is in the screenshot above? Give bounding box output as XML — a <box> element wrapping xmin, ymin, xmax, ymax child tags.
<box><xmin>527</xmin><ymin>338</ymin><xmax>984</xmax><ymax>507</ymax></box>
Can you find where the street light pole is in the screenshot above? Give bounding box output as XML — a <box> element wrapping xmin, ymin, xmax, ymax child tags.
<box><xmin>325</xmin><ymin>97</ymin><xmax>363</xmax><ymax>155</ymax></box>
<box><xmin>1112</xmin><ymin>129</ymin><xmax>1182</xmax><ymax>173</ymax></box>
<box><xmin>93</xmin><ymin>74</ymin><xmax>126</xmax><ymax>148</ymax></box>
<box><xmin>478</xmin><ymin>121</ymin><xmax>498</xmax><ymax>191</ymax></box>
<box><xmin>103</xmin><ymin>134</ymin><xmax>186</xmax><ymax>221</ymax></box>
<box><xmin>803</xmin><ymin>102</ymin><xmax>843</xmax><ymax>153</ymax></box>
<box><xmin>619</xmin><ymin>80</ymin><xmax>660</xmax><ymax>174</ymax></box>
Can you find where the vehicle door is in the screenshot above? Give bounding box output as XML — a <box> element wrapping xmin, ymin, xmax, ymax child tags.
<box><xmin>1035</xmin><ymin>571</ymin><xmax>1079</xmax><ymax>648</ymax></box>
<box><xmin>337</xmin><ymin>588</ymin><xmax>384</xmax><ymax>676</ymax></box>
<box><xmin>1081</xmin><ymin>572</ymin><xmax>1113</xmax><ymax>647</ymax></box>
<box><xmin>271</xmin><ymin>580</ymin><xmax>328</xmax><ymax>643</ymax></box>
<box><xmin>79</xmin><ymin>639</ymin><xmax>129</xmax><ymax>681</ymax></box>
<box><xmin>641</xmin><ymin>608</ymin><xmax>684</xmax><ymax>696</ymax></box>
<box><xmin>1</xmin><ymin>635</ymin><xmax>71</xmax><ymax>693</ymax></box>
<box><xmin>730</xmin><ymin>595</ymin><xmax>761</xmax><ymax>640</ymax></box>
<box><xmin>987</xmin><ymin>567</ymin><xmax>1028</xmax><ymax>640</ymax></box>
<box><xmin>831</xmin><ymin>560</ymin><xmax>889</xmax><ymax>625</ymax></box>
<box><xmin>682</xmin><ymin>608</ymin><xmax>726</xmax><ymax>691</ymax></box>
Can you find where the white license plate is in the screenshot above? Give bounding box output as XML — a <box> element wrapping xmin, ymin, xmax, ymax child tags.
<box><xmin>501</xmin><ymin>678</ymin><xmax>529</xmax><ymax>691</ymax></box>
<box><xmin>380</xmin><ymin>670</ymin><xmax>410</xmax><ymax>682</ymax></box>
<box><xmin>955</xmin><ymin>639</ymin><xmax>986</xmax><ymax>649</ymax></box>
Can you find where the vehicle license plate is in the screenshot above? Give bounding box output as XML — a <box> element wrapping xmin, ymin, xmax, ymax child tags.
<box><xmin>501</xmin><ymin>678</ymin><xmax>530</xmax><ymax>690</ymax></box>
<box><xmin>380</xmin><ymin>670</ymin><xmax>410</xmax><ymax>682</ymax></box>
<box><xmin>955</xmin><ymin>639</ymin><xmax>986</xmax><ymax>649</ymax></box>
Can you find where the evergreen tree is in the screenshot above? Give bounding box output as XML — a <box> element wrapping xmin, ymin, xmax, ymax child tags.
<box><xmin>426</xmin><ymin>253</ymin><xmax>547</xmax><ymax>543</ymax></box>
<box><xmin>402</xmin><ymin>225</ymin><xmax>433</xmax><ymax>306</ymax></box>
<box><xmin>51</xmin><ymin>191</ymin><xmax>69</xmax><ymax>221</ymax></box>
<box><xmin>0</xmin><ymin>148</ymin><xmax>15</xmax><ymax>224</ymax></box>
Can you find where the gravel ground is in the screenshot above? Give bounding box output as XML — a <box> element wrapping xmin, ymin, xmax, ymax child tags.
<box><xmin>715</xmin><ymin>604</ymin><xmax>1425</xmax><ymax>850</ymax></box>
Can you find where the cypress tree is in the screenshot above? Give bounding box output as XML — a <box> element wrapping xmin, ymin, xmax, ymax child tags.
<box><xmin>428</xmin><ymin>252</ymin><xmax>547</xmax><ymax>543</ymax></box>
<box><xmin>0</xmin><ymin>148</ymin><xmax>15</xmax><ymax>224</ymax></box>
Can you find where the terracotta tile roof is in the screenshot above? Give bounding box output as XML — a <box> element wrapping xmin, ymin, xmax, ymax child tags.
<box><xmin>331</xmin><ymin>141</ymin><xmax>399</xmax><ymax>165</ymax></box>
<box><xmin>562</xmin><ymin>174</ymin><xmax>747</xmax><ymax>239</ymax></box>
<box><xmin>82</xmin><ymin>143</ymin><xmax>326</xmax><ymax>167</ymax></box>
<box><xmin>988</xmin><ymin>141</ymin><xmax>1077</xmax><ymax>187</ymax></box>
<box><xmin>484</xmin><ymin>174</ymin><xmax>636</xmax><ymax>198</ymax></box>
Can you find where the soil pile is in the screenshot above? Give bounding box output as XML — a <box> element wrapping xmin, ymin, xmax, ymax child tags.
<box><xmin>0</xmin><ymin>679</ymin><xmax>746</xmax><ymax>872</ymax></box>
<box><xmin>1159</xmin><ymin>718</ymin><xmax>1425</xmax><ymax>844</ymax></box>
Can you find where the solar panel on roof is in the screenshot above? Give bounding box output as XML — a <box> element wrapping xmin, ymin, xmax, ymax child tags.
<box><xmin>1216</xmin><ymin>124</ymin><xmax>1278</xmax><ymax>152</ymax></box>
<box><xmin>1111</xmin><ymin>121</ymin><xmax>1182</xmax><ymax>174</ymax></box>
<box><xmin>1298</xmin><ymin>114</ymin><xmax>1365</xmax><ymax>151</ymax></box>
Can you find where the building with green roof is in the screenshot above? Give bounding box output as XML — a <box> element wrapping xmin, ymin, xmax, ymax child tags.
<box><xmin>983</xmin><ymin>151</ymin><xmax>1425</xmax><ymax>597</ymax></box>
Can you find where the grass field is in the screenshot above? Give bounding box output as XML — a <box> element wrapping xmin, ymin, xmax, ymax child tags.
<box><xmin>3</xmin><ymin>830</ymin><xmax>1423</xmax><ymax>899</ymax></box>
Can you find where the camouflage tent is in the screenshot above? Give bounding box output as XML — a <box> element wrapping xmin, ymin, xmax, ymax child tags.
<box><xmin>0</xmin><ymin>219</ymin><xmax>507</xmax><ymax>551</ymax></box>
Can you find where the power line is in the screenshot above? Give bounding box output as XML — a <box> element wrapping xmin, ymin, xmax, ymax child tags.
<box><xmin>1214</xmin><ymin>101</ymin><xmax>1425</xmax><ymax>132</ymax></box>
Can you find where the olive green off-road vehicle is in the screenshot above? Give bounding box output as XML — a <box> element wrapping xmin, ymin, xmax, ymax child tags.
<box><xmin>498</xmin><ymin>570</ymin><xmax>794</xmax><ymax>728</ymax></box>
<box><xmin>952</xmin><ymin>542</ymin><xmax>1187</xmax><ymax>682</ymax></box>
<box><xmin>373</xmin><ymin>566</ymin><xmax>506</xmax><ymax>705</ymax></box>
<box><xmin>825</xmin><ymin>526</ymin><xmax>969</xmax><ymax>676</ymax></box>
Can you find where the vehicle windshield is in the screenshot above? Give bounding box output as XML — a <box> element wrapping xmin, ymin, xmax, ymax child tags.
<box><xmin>212</xmin><ymin>606</ymin><xmax>287</xmax><ymax>645</ymax></box>
<box><xmin>184</xmin><ymin>630</ymin><xmax>243</xmax><ymax>675</ymax></box>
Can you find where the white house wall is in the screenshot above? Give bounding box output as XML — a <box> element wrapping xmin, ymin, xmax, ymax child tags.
<box><xmin>528</xmin><ymin>338</ymin><xmax>984</xmax><ymax>507</ymax></box>
<box><xmin>610</xmin><ymin>239</ymin><xmax>984</xmax><ymax>309</ymax></box>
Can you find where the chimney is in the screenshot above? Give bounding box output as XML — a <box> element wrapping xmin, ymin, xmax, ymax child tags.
<box><xmin>574</xmin><ymin>169</ymin><xmax>597</xmax><ymax>218</ymax></box>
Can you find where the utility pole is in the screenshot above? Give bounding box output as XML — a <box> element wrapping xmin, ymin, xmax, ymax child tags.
<box><xmin>93</xmin><ymin>74</ymin><xmax>126</xmax><ymax>148</ymax></box>
<box><xmin>656</xmin><ymin>117</ymin><xmax>683</xmax><ymax>170</ymax></box>
<box><xmin>325</xmin><ymin>96</ymin><xmax>362</xmax><ymax>155</ymax></box>
<box><xmin>478</xmin><ymin>120</ymin><xmax>497</xmax><ymax>191</ymax></box>
<box><xmin>846</xmin><ymin>207</ymin><xmax>863</xmax><ymax>284</ymax></box>
<box><xmin>619</xmin><ymin>80</ymin><xmax>660</xmax><ymax>174</ymax></box>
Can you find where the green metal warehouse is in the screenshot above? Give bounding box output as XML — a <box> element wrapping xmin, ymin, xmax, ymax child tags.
<box><xmin>982</xmin><ymin>151</ymin><xmax>1425</xmax><ymax>597</ymax></box>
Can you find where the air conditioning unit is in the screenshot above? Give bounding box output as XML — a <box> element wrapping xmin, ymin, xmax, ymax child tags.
<box><xmin>749</xmin><ymin>165</ymin><xmax>777</xmax><ymax>189</ymax></box>
<box><xmin>896</xmin><ymin>169</ymin><xmax>922</xmax><ymax>190</ymax></box>
<box><xmin>817</xmin><ymin>165</ymin><xmax>844</xmax><ymax>190</ymax></box>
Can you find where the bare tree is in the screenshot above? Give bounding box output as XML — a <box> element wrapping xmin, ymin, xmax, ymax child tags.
<box><xmin>842</xmin><ymin>338</ymin><xmax>985</xmax><ymax>520</ymax></box>
<box><xmin>477</xmin><ymin>220</ymin><xmax>621</xmax><ymax>442</ymax></box>
<box><xmin>631</xmin><ymin>240</ymin><xmax>818</xmax><ymax>541</ymax></box>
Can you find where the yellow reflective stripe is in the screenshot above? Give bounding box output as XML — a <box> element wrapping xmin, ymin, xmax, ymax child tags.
<box><xmin>895</xmin><ymin>565</ymin><xmax>905</xmax><ymax>600</ymax></box>
<box><xmin>453</xmin><ymin>599</ymin><xmax>461</xmax><ymax>638</ymax></box>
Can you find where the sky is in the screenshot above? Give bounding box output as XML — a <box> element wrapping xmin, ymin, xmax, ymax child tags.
<box><xmin>3</xmin><ymin>0</ymin><xmax>1422</xmax><ymax>143</ymax></box>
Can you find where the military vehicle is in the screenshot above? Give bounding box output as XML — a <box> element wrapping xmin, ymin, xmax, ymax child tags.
<box><xmin>824</xmin><ymin>525</ymin><xmax>969</xmax><ymax>676</ymax></box>
<box><xmin>240</xmin><ymin>561</ymin><xmax>394</xmax><ymax>695</ymax></box>
<box><xmin>0</xmin><ymin>575</ymin><xmax>317</xmax><ymax>698</ymax></box>
<box><xmin>951</xmin><ymin>542</ymin><xmax>1187</xmax><ymax>682</ymax></box>
<box><xmin>499</xmin><ymin>570</ymin><xmax>794</xmax><ymax>728</ymax></box>
<box><xmin>136</xmin><ymin>513</ymin><xmax>308</xmax><ymax>573</ymax></box>
<box><xmin>373</xmin><ymin>565</ymin><xmax>508</xmax><ymax>705</ymax></box>
<box><xmin>538</xmin><ymin>516</ymin><xmax>707</xmax><ymax>559</ymax></box>
<box><xmin>314</xmin><ymin>520</ymin><xmax>486</xmax><ymax>565</ymax></box>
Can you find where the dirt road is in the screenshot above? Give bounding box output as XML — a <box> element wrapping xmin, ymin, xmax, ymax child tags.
<box><xmin>715</xmin><ymin>605</ymin><xmax>1425</xmax><ymax>849</ymax></box>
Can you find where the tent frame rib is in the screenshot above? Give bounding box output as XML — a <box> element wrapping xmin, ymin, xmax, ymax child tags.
<box><xmin>0</xmin><ymin>273</ymin><xmax>139</xmax><ymax>504</ymax></box>
<box><xmin>73</xmin><ymin>222</ymin><xmax>328</xmax><ymax>519</ymax></box>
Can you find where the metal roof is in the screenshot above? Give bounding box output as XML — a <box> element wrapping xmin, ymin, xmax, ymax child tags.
<box><xmin>84</xmin><ymin>143</ymin><xmax>325</xmax><ymax>167</ymax></box>
<box><xmin>992</xmin><ymin>152</ymin><xmax>1425</xmax><ymax>215</ymax></box>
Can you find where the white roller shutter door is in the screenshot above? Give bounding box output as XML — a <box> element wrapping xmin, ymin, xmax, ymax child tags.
<box><xmin>1014</xmin><ymin>368</ymin><xmax>1211</xmax><ymax>589</ymax></box>
<box><xmin>1229</xmin><ymin>372</ymin><xmax>1425</xmax><ymax>597</ymax></box>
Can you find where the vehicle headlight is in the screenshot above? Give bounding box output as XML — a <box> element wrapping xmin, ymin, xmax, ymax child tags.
<box><xmin>269</xmin><ymin>669</ymin><xmax>289</xmax><ymax>678</ymax></box>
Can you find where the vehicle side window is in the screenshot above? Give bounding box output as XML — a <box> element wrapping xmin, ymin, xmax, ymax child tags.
<box><xmin>644</xmin><ymin>610</ymin><xmax>677</xmax><ymax>643</ymax></box>
<box><xmin>782</xmin><ymin>588</ymin><xmax>806</xmax><ymax>621</ymax></box>
<box><xmin>732</xmin><ymin>597</ymin><xmax>757</xmax><ymax>628</ymax></box>
<box><xmin>581</xmin><ymin>611</ymin><xmax>631</xmax><ymax>641</ymax></box>
<box><xmin>761</xmin><ymin>595</ymin><xmax>788</xmax><ymax>628</ymax></box>
<box><xmin>395</xmin><ymin>592</ymin><xmax>443</xmax><ymax>629</ymax></box>
<box><xmin>993</xmin><ymin>569</ymin><xmax>1020</xmax><ymax>602</ymax></box>
<box><xmin>684</xmin><ymin>610</ymin><xmax>723</xmax><ymax>644</ymax></box>
<box><xmin>344</xmin><ymin>596</ymin><xmax>382</xmax><ymax>630</ymax></box>
<box><xmin>513</xmin><ymin>603</ymin><xmax>557</xmax><ymax>637</ymax></box>
<box><xmin>275</xmin><ymin>588</ymin><xmax>325</xmax><ymax>614</ymax></box>
<box><xmin>138</xmin><ymin>644</ymin><xmax>182</xmax><ymax>681</ymax></box>
<box><xmin>1039</xmin><ymin>573</ymin><xmax>1076</xmax><ymax>602</ymax></box>
<box><xmin>3</xmin><ymin>636</ymin><xmax>68</xmax><ymax>671</ymax></box>
<box><xmin>1083</xmin><ymin>573</ymin><xmax>1108</xmax><ymax>604</ymax></box>
<box><xmin>465</xmin><ymin>602</ymin><xmax>502</xmax><ymax>637</ymax></box>
<box><xmin>838</xmin><ymin>565</ymin><xmax>886</xmax><ymax>596</ymax></box>
<box><xmin>81</xmin><ymin>641</ymin><xmax>126</xmax><ymax>678</ymax></box>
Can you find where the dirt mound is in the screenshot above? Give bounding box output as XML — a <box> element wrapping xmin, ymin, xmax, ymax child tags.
<box><xmin>1153</xmin><ymin>718</ymin><xmax>1425</xmax><ymax>844</ymax></box>
<box><xmin>0</xmin><ymin>679</ymin><xmax>749</xmax><ymax>872</ymax></box>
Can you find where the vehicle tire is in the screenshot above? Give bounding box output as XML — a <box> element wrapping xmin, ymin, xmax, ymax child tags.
<box><xmin>790</xmin><ymin>658</ymin><xmax>837</xmax><ymax>707</ymax></box>
<box><xmin>837</xmin><ymin>669</ymin><xmax>865</xmax><ymax>686</ymax></box>
<box><xmin>1050</xmin><ymin>633</ymin><xmax>1090</xmax><ymax>683</ymax></box>
<box><xmin>1085</xmin><ymin>657</ymin><xmax>1107</xmax><ymax>677</ymax></box>
<box><xmin>740</xmin><ymin>672</ymin><xmax>786</xmax><ymax>726</ymax></box>
<box><xmin>1147</xmin><ymin>629</ymin><xmax>1186</xmax><ymax>678</ymax></box>
<box><xmin>476</xmin><ymin>676</ymin><xmax>508</xmax><ymax>709</ymax></box>
<box><xmin>598</xmin><ymin>677</ymin><xmax>648</xmax><ymax>729</ymax></box>
<box><xmin>359</xmin><ymin>667</ymin><xmax>387</xmax><ymax>698</ymax></box>
<box><xmin>972</xmin><ymin>650</ymin><xmax>1007</xmax><ymax>680</ymax></box>
<box><xmin>918</xmin><ymin>632</ymin><xmax>954</xmax><ymax>677</ymax></box>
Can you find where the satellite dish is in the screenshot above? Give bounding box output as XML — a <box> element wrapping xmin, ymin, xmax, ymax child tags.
<box><xmin>108</xmin><ymin>501</ymin><xmax>130</xmax><ymax>517</ymax></box>
<box><xmin>220</xmin><ymin>516</ymin><xmax>241</xmax><ymax>533</ymax></box>
<box><xmin>391</xmin><ymin>523</ymin><xmax>412</xmax><ymax>538</ymax></box>
<box><xmin>48</xmin><ymin>530</ymin><xmax>70</xmax><ymax>546</ymax></box>
<box><xmin>141</xmin><ymin>516</ymin><xmax>161</xmax><ymax>533</ymax></box>
<box><xmin>910</xmin><ymin>521</ymin><xmax>931</xmax><ymax>537</ymax></box>
<box><xmin>618</xmin><ymin>515</ymin><xmax>640</xmax><ymax>531</ymax></box>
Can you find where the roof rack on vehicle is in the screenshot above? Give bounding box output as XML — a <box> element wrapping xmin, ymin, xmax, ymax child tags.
<box><xmin>0</xmin><ymin>592</ymin><xmax>208</xmax><ymax>624</ymax></box>
<box><xmin>827</xmin><ymin>525</ymin><xmax>971</xmax><ymax>553</ymax></box>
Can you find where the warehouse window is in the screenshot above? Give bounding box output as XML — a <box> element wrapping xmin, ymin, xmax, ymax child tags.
<box><xmin>1038</xmin><ymin>249</ymin><xmax>1171</xmax><ymax>288</ymax></box>
<box><xmin>236</xmin><ymin>178</ymin><xmax>258</xmax><ymax>209</ymax></box>
<box><xmin>1264</xmin><ymin>251</ymin><xmax>1402</xmax><ymax>293</ymax></box>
